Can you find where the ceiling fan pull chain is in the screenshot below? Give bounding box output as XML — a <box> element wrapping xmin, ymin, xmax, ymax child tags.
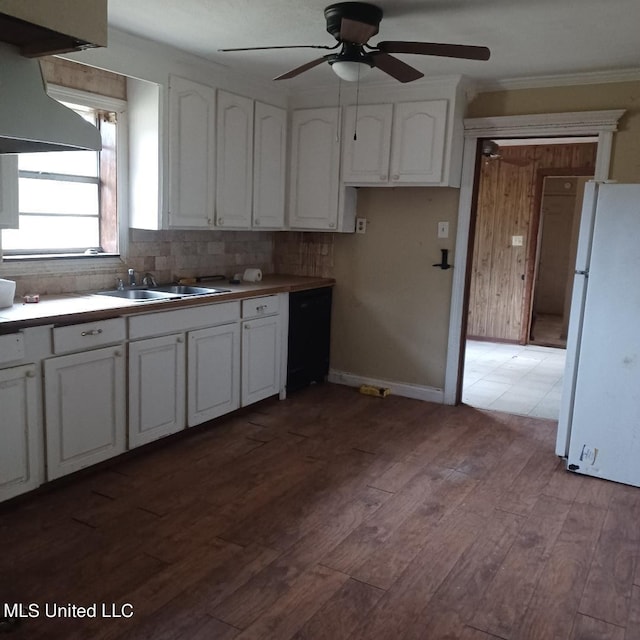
<box><xmin>354</xmin><ymin>67</ymin><xmax>361</xmax><ymax>141</ymax></box>
<box><xmin>336</xmin><ymin>79</ymin><xmax>343</xmax><ymax>142</ymax></box>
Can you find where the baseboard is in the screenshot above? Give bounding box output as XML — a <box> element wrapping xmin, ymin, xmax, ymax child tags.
<box><xmin>328</xmin><ymin>369</ymin><xmax>444</xmax><ymax>404</ymax></box>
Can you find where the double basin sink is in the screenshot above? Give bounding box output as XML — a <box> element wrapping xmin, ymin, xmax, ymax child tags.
<box><xmin>95</xmin><ymin>284</ymin><xmax>231</xmax><ymax>302</ymax></box>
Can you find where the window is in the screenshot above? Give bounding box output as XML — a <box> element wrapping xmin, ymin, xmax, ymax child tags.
<box><xmin>1</xmin><ymin>87</ymin><xmax>126</xmax><ymax>258</ymax></box>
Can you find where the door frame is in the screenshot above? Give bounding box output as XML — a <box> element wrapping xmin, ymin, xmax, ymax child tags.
<box><xmin>443</xmin><ymin>109</ymin><xmax>625</xmax><ymax>405</ymax></box>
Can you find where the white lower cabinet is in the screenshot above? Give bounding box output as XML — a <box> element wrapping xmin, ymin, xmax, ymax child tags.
<box><xmin>128</xmin><ymin>333</ymin><xmax>186</xmax><ymax>447</ymax></box>
<box><xmin>187</xmin><ymin>323</ymin><xmax>240</xmax><ymax>426</ymax></box>
<box><xmin>44</xmin><ymin>345</ymin><xmax>126</xmax><ymax>480</ymax></box>
<box><xmin>241</xmin><ymin>297</ymin><xmax>282</xmax><ymax>406</ymax></box>
<box><xmin>0</xmin><ymin>364</ymin><xmax>40</xmax><ymax>501</ymax></box>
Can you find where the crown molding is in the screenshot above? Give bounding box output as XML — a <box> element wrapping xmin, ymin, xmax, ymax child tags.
<box><xmin>475</xmin><ymin>67</ymin><xmax>640</xmax><ymax>93</ymax></box>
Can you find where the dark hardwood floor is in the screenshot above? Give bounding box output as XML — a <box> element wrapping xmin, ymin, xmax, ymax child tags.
<box><xmin>1</xmin><ymin>383</ymin><xmax>639</xmax><ymax>639</ymax></box>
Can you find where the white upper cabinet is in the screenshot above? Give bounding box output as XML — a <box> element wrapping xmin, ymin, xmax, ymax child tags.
<box><xmin>0</xmin><ymin>156</ymin><xmax>18</xmax><ymax>229</ymax></box>
<box><xmin>289</xmin><ymin>107</ymin><xmax>356</xmax><ymax>232</ymax></box>
<box><xmin>342</xmin><ymin>104</ymin><xmax>393</xmax><ymax>184</ymax></box>
<box><xmin>168</xmin><ymin>75</ymin><xmax>217</xmax><ymax>229</ymax></box>
<box><xmin>390</xmin><ymin>100</ymin><xmax>447</xmax><ymax>184</ymax></box>
<box><xmin>253</xmin><ymin>102</ymin><xmax>287</xmax><ymax>230</ymax></box>
<box><xmin>342</xmin><ymin>100</ymin><xmax>449</xmax><ymax>186</ymax></box>
<box><xmin>216</xmin><ymin>90</ymin><xmax>254</xmax><ymax>229</ymax></box>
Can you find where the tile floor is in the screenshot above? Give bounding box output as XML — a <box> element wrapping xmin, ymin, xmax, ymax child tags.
<box><xmin>462</xmin><ymin>340</ymin><xmax>566</xmax><ymax>420</ymax></box>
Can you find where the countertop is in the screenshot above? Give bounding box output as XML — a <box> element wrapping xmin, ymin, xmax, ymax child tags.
<box><xmin>0</xmin><ymin>274</ymin><xmax>335</xmax><ymax>333</ymax></box>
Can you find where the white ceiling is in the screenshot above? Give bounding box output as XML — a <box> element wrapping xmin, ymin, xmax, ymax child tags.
<box><xmin>107</xmin><ymin>0</ymin><xmax>640</xmax><ymax>90</ymax></box>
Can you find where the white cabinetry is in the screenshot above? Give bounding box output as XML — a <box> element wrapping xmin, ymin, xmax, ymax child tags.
<box><xmin>44</xmin><ymin>344</ymin><xmax>126</xmax><ymax>480</ymax></box>
<box><xmin>241</xmin><ymin>295</ymin><xmax>282</xmax><ymax>406</ymax></box>
<box><xmin>129</xmin><ymin>333</ymin><xmax>186</xmax><ymax>447</ymax></box>
<box><xmin>0</xmin><ymin>156</ymin><xmax>19</xmax><ymax>229</ymax></box>
<box><xmin>289</xmin><ymin>107</ymin><xmax>356</xmax><ymax>232</ymax></box>
<box><xmin>342</xmin><ymin>104</ymin><xmax>393</xmax><ymax>184</ymax></box>
<box><xmin>168</xmin><ymin>75</ymin><xmax>217</xmax><ymax>229</ymax></box>
<box><xmin>128</xmin><ymin>301</ymin><xmax>241</xmax><ymax>430</ymax></box>
<box><xmin>342</xmin><ymin>100</ymin><xmax>449</xmax><ymax>186</ymax></box>
<box><xmin>216</xmin><ymin>91</ymin><xmax>254</xmax><ymax>229</ymax></box>
<box><xmin>253</xmin><ymin>102</ymin><xmax>287</xmax><ymax>229</ymax></box>
<box><xmin>188</xmin><ymin>323</ymin><xmax>240</xmax><ymax>426</ymax></box>
<box><xmin>0</xmin><ymin>363</ymin><xmax>39</xmax><ymax>501</ymax></box>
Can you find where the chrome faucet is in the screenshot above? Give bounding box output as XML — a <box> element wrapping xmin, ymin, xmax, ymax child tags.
<box><xmin>128</xmin><ymin>268</ymin><xmax>136</xmax><ymax>286</ymax></box>
<box><xmin>142</xmin><ymin>272</ymin><xmax>157</xmax><ymax>287</ymax></box>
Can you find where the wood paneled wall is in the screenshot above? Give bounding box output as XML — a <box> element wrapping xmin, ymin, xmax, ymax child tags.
<box><xmin>467</xmin><ymin>143</ymin><xmax>596</xmax><ymax>342</ymax></box>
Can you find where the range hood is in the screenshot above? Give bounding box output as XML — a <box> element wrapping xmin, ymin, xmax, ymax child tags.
<box><xmin>0</xmin><ymin>43</ymin><xmax>102</xmax><ymax>154</ymax></box>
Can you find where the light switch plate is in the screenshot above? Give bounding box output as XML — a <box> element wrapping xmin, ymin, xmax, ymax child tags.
<box><xmin>437</xmin><ymin>221</ymin><xmax>449</xmax><ymax>239</ymax></box>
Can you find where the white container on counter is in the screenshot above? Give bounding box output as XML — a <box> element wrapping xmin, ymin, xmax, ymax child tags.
<box><xmin>0</xmin><ymin>279</ymin><xmax>16</xmax><ymax>309</ymax></box>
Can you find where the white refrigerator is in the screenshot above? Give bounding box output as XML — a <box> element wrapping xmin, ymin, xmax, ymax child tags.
<box><xmin>556</xmin><ymin>181</ymin><xmax>640</xmax><ymax>487</ymax></box>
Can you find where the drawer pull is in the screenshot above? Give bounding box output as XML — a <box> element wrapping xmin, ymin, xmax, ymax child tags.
<box><xmin>257</xmin><ymin>304</ymin><xmax>267</xmax><ymax>312</ymax></box>
<box><xmin>81</xmin><ymin>329</ymin><xmax>103</xmax><ymax>337</ymax></box>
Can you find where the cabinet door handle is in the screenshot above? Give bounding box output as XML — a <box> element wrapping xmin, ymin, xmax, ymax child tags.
<box><xmin>114</xmin><ymin>350</ymin><xmax>122</xmax><ymax>357</ymax></box>
<box><xmin>244</xmin><ymin>324</ymin><xmax>251</xmax><ymax>330</ymax></box>
<box><xmin>392</xmin><ymin>174</ymin><xmax>400</xmax><ymax>180</ymax></box>
<box><xmin>254</xmin><ymin>218</ymin><xmax>260</xmax><ymax>226</ymax></box>
<box><xmin>81</xmin><ymin>329</ymin><xmax>103</xmax><ymax>337</ymax></box>
<box><xmin>25</xmin><ymin>370</ymin><xmax>36</xmax><ymax>378</ymax></box>
<box><xmin>218</xmin><ymin>217</ymin><xmax>224</xmax><ymax>225</ymax></box>
<box><xmin>176</xmin><ymin>336</ymin><xmax>184</xmax><ymax>343</ymax></box>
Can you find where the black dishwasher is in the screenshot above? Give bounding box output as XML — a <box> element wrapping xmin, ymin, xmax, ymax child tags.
<box><xmin>287</xmin><ymin>286</ymin><xmax>333</xmax><ymax>392</ymax></box>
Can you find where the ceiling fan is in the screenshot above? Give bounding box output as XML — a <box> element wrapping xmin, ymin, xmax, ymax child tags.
<box><xmin>219</xmin><ymin>1</ymin><xmax>491</xmax><ymax>83</ymax></box>
<box><xmin>481</xmin><ymin>140</ymin><xmax>532</xmax><ymax>167</ymax></box>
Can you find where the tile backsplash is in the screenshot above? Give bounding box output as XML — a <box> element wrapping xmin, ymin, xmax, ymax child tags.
<box><xmin>3</xmin><ymin>229</ymin><xmax>336</xmax><ymax>297</ymax></box>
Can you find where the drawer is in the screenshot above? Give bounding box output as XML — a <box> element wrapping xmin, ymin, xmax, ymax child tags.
<box><xmin>0</xmin><ymin>332</ymin><xmax>25</xmax><ymax>365</ymax></box>
<box><xmin>129</xmin><ymin>301</ymin><xmax>240</xmax><ymax>340</ymax></box>
<box><xmin>53</xmin><ymin>317</ymin><xmax>126</xmax><ymax>354</ymax></box>
<box><xmin>242</xmin><ymin>295</ymin><xmax>279</xmax><ymax>319</ymax></box>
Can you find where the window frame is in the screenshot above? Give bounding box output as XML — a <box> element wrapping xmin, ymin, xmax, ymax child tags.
<box><xmin>0</xmin><ymin>84</ymin><xmax>129</xmax><ymax>265</ymax></box>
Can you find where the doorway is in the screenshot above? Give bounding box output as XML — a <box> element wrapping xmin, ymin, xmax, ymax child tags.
<box><xmin>461</xmin><ymin>138</ymin><xmax>597</xmax><ymax>417</ymax></box>
<box><xmin>443</xmin><ymin>108</ymin><xmax>623</xmax><ymax>408</ymax></box>
<box><xmin>529</xmin><ymin>175</ymin><xmax>592</xmax><ymax>348</ymax></box>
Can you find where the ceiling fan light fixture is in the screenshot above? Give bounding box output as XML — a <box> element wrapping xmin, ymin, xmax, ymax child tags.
<box><xmin>330</xmin><ymin>59</ymin><xmax>373</xmax><ymax>81</ymax></box>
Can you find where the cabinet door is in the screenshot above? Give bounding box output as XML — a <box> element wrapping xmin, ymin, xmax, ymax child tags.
<box><xmin>187</xmin><ymin>323</ymin><xmax>240</xmax><ymax>427</ymax></box>
<box><xmin>0</xmin><ymin>156</ymin><xmax>19</xmax><ymax>229</ymax></box>
<box><xmin>168</xmin><ymin>75</ymin><xmax>216</xmax><ymax>229</ymax></box>
<box><xmin>0</xmin><ymin>364</ymin><xmax>40</xmax><ymax>501</ymax></box>
<box><xmin>289</xmin><ymin>107</ymin><xmax>340</xmax><ymax>230</ymax></box>
<box><xmin>253</xmin><ymin>102</ymin><xmax>287</xmax><ymax>229</ymax></box>
<box><xmin>129</xmin><ymin>334</ymin><xmax>186</xmax><ymax>448</ymax></box>
<box><xmin>44</xmin><ymin>346</ymin><xmax>126</xmax><ymax>480</ymax></box>
<box><xmin>342</xmin><ymin>104</ymin><xmax>393</xmax><ymax>184</ymax></box>
<box><xmin>242</xmin><ymin>314</ymin><xmax>281</xmax><ymax>407</ymax></box>
<box><xmin>389</xmin><ymin>100</ymin><xmax>447</xmax><ymax>184</ymax></box>
<box><xmin>216</xmin><ymin>91</ymin><xmax>254</xmax><ymax>229</ymax></box>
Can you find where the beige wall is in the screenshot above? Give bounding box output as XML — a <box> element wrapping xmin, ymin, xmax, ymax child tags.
<box><xmin>467</xmin><ymin>81</ymin><xmax>640</xmax><ymax>183</ymax></box>
<box><xmin>329</xmin><ymin>80</ymin><xmax>640</xmax><ymax>391</ymax></box>
<box><xmin>331</xmin><ymin>187</ymin><xmax>459</xmax><ymax>389</ymax></box>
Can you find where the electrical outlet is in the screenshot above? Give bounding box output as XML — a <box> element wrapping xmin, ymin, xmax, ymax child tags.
<box><xmin>512</xmin><ymin>235</ymin><xmax>524</xmax><ymax>246</ymax></box>
<box><xmin>356</xmin><ymin>218</ymin><xmax>367</xmax><ymax>234</ymax></box>
<box><xmin>437</xmin><ymin>221</ymin><xmax>449</xmax><ymax>239</ymax></box>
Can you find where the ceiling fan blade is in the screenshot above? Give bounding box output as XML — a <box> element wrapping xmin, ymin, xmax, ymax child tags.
<box><xmin>220</xmin><ymin>44</ymin><xmax>338</xmax><ymax>52</ymax></box>
<box><xmin>340</xmin><ymin>17</ymin><xmax>379</xmax><ymax>45</ymax></box>
<box><xmin>273</xmin><ymin>56</ymin><xmax>328</xmax><ymax>80</ymax></box>
<box><xmin>370</xmin><ymin>52</ymin><xmax>424</xmax><ymax>83</ymax></box>
<box><xmin>377</xmin><ymin>41</ymin><xmax>491</xmax><ymax>61</ymax></box>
